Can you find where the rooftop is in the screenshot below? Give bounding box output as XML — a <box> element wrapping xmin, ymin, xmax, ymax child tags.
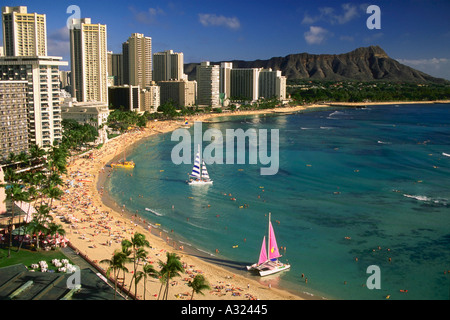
<box><xmin>0</xmin><ymin>263</ymin><xmax>125</xmax><ymax>300</ymax></box>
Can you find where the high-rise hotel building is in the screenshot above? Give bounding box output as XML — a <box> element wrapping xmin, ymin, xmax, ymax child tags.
<box><xmin>219</xmin><ymin>62</ymin><xmax>232</xmax><ymax>103</ymax></box>
<box><xmin>69</xmin><ymin>18</ymin><xmax>108</xmax><ymax>104</ymax></box>
<box><xmin>259</xmin><ymin>69</ymin><xmax>287</xmax><ymax>100</ymax></box>
<box><xmin>1</xmin><ymin>6</ymin><xmax>67</xmax><ymax>149</ymax></box>
<box><xmin>230</xmin><ymin>68</ymin><xmax>261</xmax><ymax>102</ymax></box>
<box><xmin>159</xmin><ymin>80</ymin><xmax>196</xmax><ymax>107</ymax></box>
<box><xmin>0</xmin><ymin>56</ymin><xmax>68</xmax><ymax>148</ymax></box>
<box><xmin>2</xmin><ymin>6</ymin><xmax>47</xmax><ymax>57</ymax></box>
<box><xmin>0</xmin><ymin>80</ymin><xmax>29</xmax><ymax>159</ymax></box>
<box><xmin>127</xmin><ymin>33</ymin><xmax>152</xmax><ymax>88</ymax></box>
<box><xmin>153</xmin><ymin>50</ymin><xmax>184</xmax><ymax>82</ymax></box>
<box><xmin>107</xmin><ymin>52</ymin><xmax>123</xmax><ymax>86</ymax></box>
<box><xmin>197</xmin><ymin>61</ymin><xmax>220</xmax><ymax>107</ymax></box>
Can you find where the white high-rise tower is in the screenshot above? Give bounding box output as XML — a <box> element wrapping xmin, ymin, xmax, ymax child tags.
<box><xmin>69</xmin><ymin>18</ymin><xmax>108</xmax><ymax>104</ymax></box>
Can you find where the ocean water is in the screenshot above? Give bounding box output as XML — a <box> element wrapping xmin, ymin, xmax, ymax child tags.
<box><xmin>105</xmin><ymin>104</ymin><xmax>450</xmax><ymax>300</ymax></box>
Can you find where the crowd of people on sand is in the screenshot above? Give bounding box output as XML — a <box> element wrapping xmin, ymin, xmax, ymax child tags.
<box><xmin>50</xmin><ymin>116</ymin><xmax>302</xmax><ymax>300</ymax></box>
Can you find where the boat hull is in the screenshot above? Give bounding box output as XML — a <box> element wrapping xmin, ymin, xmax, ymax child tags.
<box><xmin>188</xmin><ymin>180</ymin><xmax>213</xmax><ymax>185</ymax></box>
<box><xmin>246</xmin><ymin>264</ymin><xmax>258</xmax><ymax>271</ymax></box>
<box><xmin>258</xmin><ymin>264</ymin><xmax>290</xmax><ymax>277</ymax></box>
<box><xmin>111</xmin><ymin>165</ymin><xmax>135</xmax><ymax>169</ymax></box>
<box><xmin>247</xmin><ymin>260</ymin><xmax>290</xmax><ymax>277</ymax></box>
<box><xmin>111</xmin><ymin>161</ymin><xmax>135</xmax><ymax>169</ymax></box>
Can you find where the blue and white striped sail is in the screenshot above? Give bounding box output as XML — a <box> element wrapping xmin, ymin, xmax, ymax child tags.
<box><xmin>201</xmin><ymin>161</ymin><xmax>210</xmax><ymax>181</ymax></box>
<box><xmin>189</xmin><ymin>145</ymin><xmax>213</xmax><ymax>184</ymax></box>
<box><xmin>190</xmin><ymin>149</ymin><xmax>201</xmax><ymax>178</ymax></box>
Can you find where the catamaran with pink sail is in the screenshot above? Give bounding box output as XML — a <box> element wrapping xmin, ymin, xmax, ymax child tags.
<box><xmin>247</xmin><ymin>212</ymin><xmax>290</xmax><ymax>276</ymax></box>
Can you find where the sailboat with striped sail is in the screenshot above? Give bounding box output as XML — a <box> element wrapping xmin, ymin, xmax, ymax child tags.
<box><xmin>247</xmin><ymin>212</ymin><xmax>290</xmax><ymax>276</ymax></box>
<box><xmin>188</xmin><ymin>145</ymin><xmax>213</xmax><ymax>185</ymax></box>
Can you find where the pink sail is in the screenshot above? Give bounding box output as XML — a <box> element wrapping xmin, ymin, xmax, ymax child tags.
<box><xmin>268</xmin><ymin>222</ymin><xmax>281</xmax><ymax>260</ymax></box>
<box><xmin>258</xmin><ymin>236</ymin><xmax>268</xmax><ymax>265</ymax></box>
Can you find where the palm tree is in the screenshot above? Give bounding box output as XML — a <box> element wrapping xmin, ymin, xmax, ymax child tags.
<box><xmin>135</xmin><ymin>263</ymin><xmax>159</xmax><ymax>300</ymax></box>
<box><xmin>46</xmin><ymin>185</ymin><xmax>63</xmax><ymax>212</ymax></box>
<box><xmin>5</xmin><ymin>183</ymin><xmax>23</xmax><ymax>257</ymax></box>
<box><xmin>101</xmin><ymin>250</ymin><xmax>129</xmax><ymax>299</ymax></box>
<box><xmin>188</xmin><ymin>274</ymin><xmax>211</xmax><ymax>300</ymax></box>
<box><xmin>29</xmin><ymin>144</ymin><xmax>46</xmax><ymax>166</ymax></box>
<box><xmin>133</xmin><ymin>247</ymin><xmax>148</xmax><ymax>295</ymax></box>
<box><xmin>123</xmin><ymin>233</ymin><xmax>150</xmax><ymax>298</ymax></box>
<box><xmin>14</xmin><ymin>186</ymin><xmax>31</xmax><ymax>252</ymax></box>
<box><xmin>7</xmin><ymin>152</ymin><xmax>17</xmax><ymax>163</ymax></box>
<box><xmin>31</xmin><ymin>171</ymin><xmax>46</xmax><ymax>207</ymax></box>
<box><xmin>158</xmin><ymin>252</ymin><xmax>184</xmax><ymax>300</ymax></box>
<box><xmin>47</xmin><ymin>172</ymin><xmax>64</xmax><ymax>187</ymax></box>
<box><xmin>4</xmin><ymin>167</ymin><xmax>19</xmax><ymax>184</ymax></box>
<box><xmin>47</xmin><ymin>222</ymin><xmax>66</xmax><ymax>247</ymax></box>
<box><xmin>16</xmin><ymin>151</ymin><xmax>29</xmax><ymax>167</ymax></box>
<box><xmin>30</xmin><ymin>204</ymin><xmax>52</xmax><ymax>249</ymax></box>
<box><xmin>47</xmin><ymin>145</ymin><xmax>68</xmax><ymax>176</ymax></box>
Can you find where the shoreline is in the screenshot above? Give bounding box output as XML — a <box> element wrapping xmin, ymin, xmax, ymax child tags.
<box><xmin>60</xmin><ymin>100</ymin><xmax>448</xmax><ymax>300</ymax></box>
<box><xmin>323</xmin><ymin>99</ymin><xmax>450</xmax><ymax>107</ymax></box>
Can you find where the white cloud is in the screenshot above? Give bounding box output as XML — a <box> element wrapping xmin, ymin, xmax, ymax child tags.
<box><xmin>48</xmin><ymin>27</ymin><xmax>69</xmax><ymax>41</ymax></box>
<box><xmin>47</xmin><ymin>27</ymin><xmax>70</xmax><ymax>57</ymax></box>
<box><xmin>301</xmin><ymin>14</ymin><xmax>317</xmax><ymax>25</ymax></box>
<box><xmin>149</xmin><ymin>7</ymin><xmax>165</xmax><ymax>16</ymax></box>
<box><xmin>397</xmin><ymin>58</ymin><xmax>449</xmax><ymax>67</ymax></box>
<box><xmin>396</xmin><ymin>58</ymin><xmax>450</xmax><ymax>80</ymax></box>
<box><xmin>129</xmin><ymin>6</ymin><xmax>165</xmax><ymax>25</ymax></box>
<box><xmin>302</xmin><ymin>3</ymin><xmax>360</xmax><ymax>25</ymax></box>
<box><xmin>304</xmin><ymin>26</ymin><xmax>330</xmax><ymax>45</ymax></box>
<box><xmin>338</xmin><ymin>3</ymin><xmax>359</xmax><ymax>24</ymax></box>
<box><xmin>198</xmin><ymin>13</ymin><xmax>240</xmax><ymax>30</ymax></box>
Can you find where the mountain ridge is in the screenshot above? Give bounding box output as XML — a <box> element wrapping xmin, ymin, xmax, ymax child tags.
<box><xmin>184</xmin><ymin>46</ymin><xmax>448</xmax><ymax>84</ymax></box>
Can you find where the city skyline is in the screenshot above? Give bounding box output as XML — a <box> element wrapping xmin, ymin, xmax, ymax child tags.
<box><xmin>1</xmin><ymin>0</ymin><xmax>449</xmax><ymax>80</ymax></box>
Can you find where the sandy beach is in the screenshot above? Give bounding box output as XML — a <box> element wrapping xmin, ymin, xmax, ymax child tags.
<box><xmin>55</xmin><ymin>100</ymin><xmax>449</xmax><ymax>300</ymax></box>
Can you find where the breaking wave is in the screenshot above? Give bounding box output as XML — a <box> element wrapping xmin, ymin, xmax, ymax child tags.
<box><xmin>403</xmin><ymin>194</ymin><xmax>449</xmax><ymax>206</ymax></box>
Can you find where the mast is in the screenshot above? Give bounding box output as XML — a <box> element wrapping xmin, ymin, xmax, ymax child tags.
<box><xmin>268</xmin><ymin>212</ymin><xmax>271</xmax><ymax>259</ymax></box>
<box><xmin>198</xmin><ymin>145</ymin><xmax>201</xmax><ymax>179</ymax></box>
<box><xmin>267</xmin><ymin>212</ymin><xmax>281</xmax><ymax>260</ymax></box>
<box><xmin>191</xmin><ymin>145</ymin><xmax>201</xmax><ymax>179</ymax></box>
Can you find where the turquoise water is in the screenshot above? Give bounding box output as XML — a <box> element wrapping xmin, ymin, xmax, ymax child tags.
<box><xmin>105</xmin><ymin>104</ymin><xmax>450</xmax><ymax>300</ymax></box>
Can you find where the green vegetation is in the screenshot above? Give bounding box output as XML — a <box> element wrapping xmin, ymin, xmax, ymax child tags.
<box><xmin>1</xmin><ymin>143</ymin><xmax>68</xmax><ymax>258</ymax></box>
<box><xmin>106</xmin><ymin>109</ymin><xmax>148</xmax><ymax>132</ymax></box>
<box><xmin>288</xmin><ymin>80</ymin><xmax>450</xmax><ymax>104</ymax></box>
<box><xmin>62</xmin><ymin>119</ymin><xmax>98</xmax><ymax>150</ymax></box>
<box><xmin>0</xmin><ymin>246</ymin><xmax>70</xmax><ymax>270</ymax></box>
<box><xmin>158</xmin><ymin>252</ymin><xmax>185</xmax><ymax>300</ymax></box>
<box><xmin>187</xmin><ymin>274</ymin><xmax>211</xmax><ymax>300</ymax></box>
<box><xmin>156</xmin><ymin>100</ymin><xmax>205</xmax><ymax>118</ymax></box>
<box><xmin>100</xmin><ymin>232</ymin><xmax>209</xmax><ymax>300</ymax></box>
<box><xmin>101</xmin><ymin>232</ymin><xmax>192</xmax><ymax>300</ymax></box>
<box><xmin>232</xmin><ymin>97</ymin><xmax>283</xmax><ymax>111</ymax></box>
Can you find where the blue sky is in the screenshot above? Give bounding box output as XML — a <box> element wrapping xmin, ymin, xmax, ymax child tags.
<box><xmin>2</xmin><ymin>0</ymin><xmax>449</xmax><ymax>79</ymax></box>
